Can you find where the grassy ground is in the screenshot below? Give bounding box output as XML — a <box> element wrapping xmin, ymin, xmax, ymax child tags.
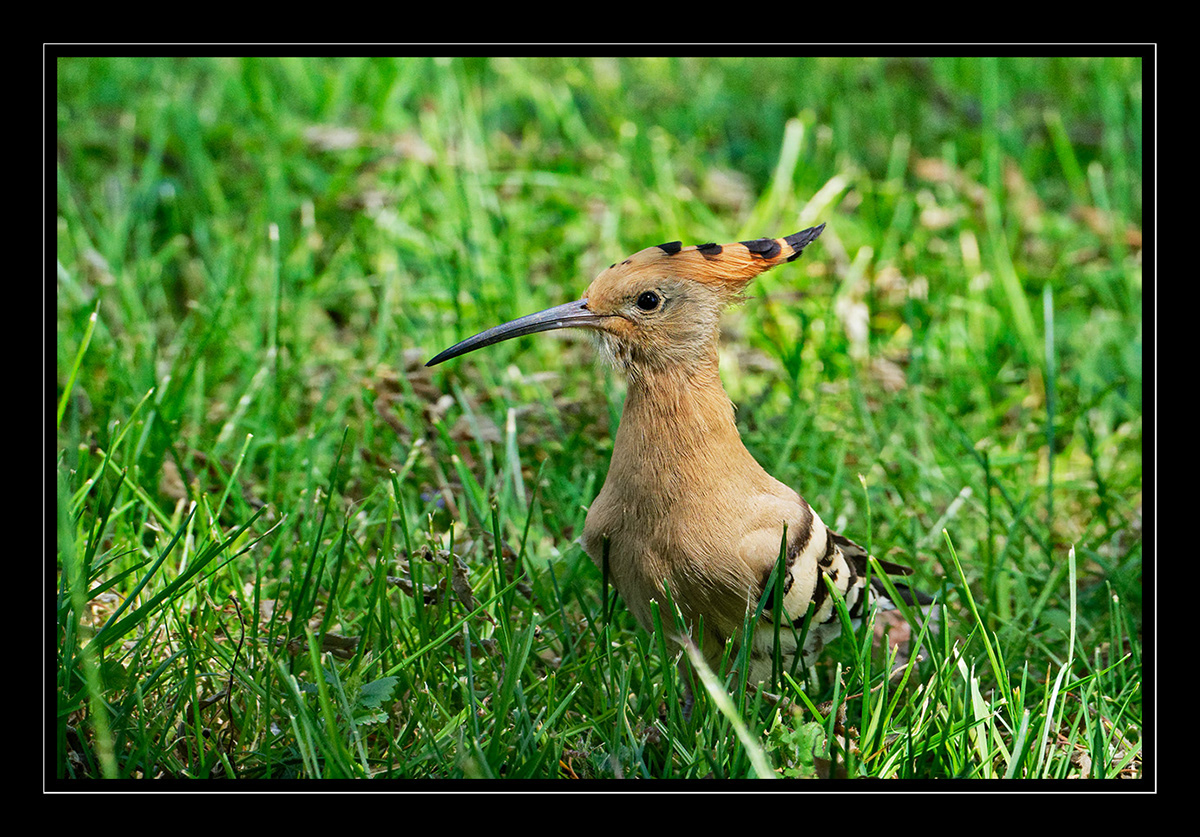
<box><xmin>54</xmin><ymin>55</ymin><xmax>1143</xmax><ymax>782</ymax></box>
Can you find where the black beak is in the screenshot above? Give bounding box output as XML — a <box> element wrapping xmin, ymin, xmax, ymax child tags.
<box><xmin>426</xmin><ymin>298</ymin><xmax>607</xmax><ymax>367</ymax></box>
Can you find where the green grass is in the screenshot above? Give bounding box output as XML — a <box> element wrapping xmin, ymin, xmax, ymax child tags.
<box><xmin>54</xmin><ymin>55</ymin><xmax>1143</xmax><ymax>782</ymax></box>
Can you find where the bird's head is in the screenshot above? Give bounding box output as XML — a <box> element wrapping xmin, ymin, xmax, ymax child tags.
<box><xmin>426</xmin><ymin>224</ymin><xmax>826</xmax><ymax>375</ymax></box>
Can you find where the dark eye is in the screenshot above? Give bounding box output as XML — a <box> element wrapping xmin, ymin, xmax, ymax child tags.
<box><xmin>636</xmin><ymin>291</ymin><xmax>661</xmax><ymax>311</ymax></box>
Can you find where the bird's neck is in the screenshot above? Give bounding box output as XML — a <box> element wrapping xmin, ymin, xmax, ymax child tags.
<box><xmin>607</xmin><ymin>353</ymin><xmax>762</xmax><ymax>494</ymax></box>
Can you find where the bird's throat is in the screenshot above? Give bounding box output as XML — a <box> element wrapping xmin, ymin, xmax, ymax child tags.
<box><xmin>606</xmin><ymin>359</ymin><xmax>761</xmax><ymax>500</ymax></box>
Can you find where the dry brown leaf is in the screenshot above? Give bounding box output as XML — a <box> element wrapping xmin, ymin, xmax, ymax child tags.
<box><xmin>274</xmin><ymin>631</ymin><xmax>361</xmax><ymax>659</ymax></box>
<box><xmin>450</xmin><ymin>413</ymin><xmax>502</xmax><ymax>444</ymax></box>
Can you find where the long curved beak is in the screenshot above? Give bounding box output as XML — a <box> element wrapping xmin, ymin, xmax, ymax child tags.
<box><xmin>426</xmin><ymin>298</ymin><xmax>607</xmax><ymax>367</ymax></box>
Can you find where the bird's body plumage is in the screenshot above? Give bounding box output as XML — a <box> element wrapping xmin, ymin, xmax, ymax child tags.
<box><xmin>428</xmin><ymin>223</ymin><xmax>917</xmax><ymax>685</ymax></box>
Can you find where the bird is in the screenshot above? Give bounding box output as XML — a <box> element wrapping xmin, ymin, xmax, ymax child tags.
<box><xmin>427</xmin><ymin>223</ymin><xmax>920</xmax><ymax>690</ymax></box>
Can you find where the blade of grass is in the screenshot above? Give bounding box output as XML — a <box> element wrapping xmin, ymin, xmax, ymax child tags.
<box><xmin>681</xmin><ymin>637</ymin><xmax>775</xmax><ymax>779</ymax></box>
<box><xmin>57</xmin><ymin>301</ymin><xmax>99</xmax><ymax>431</ymax></box>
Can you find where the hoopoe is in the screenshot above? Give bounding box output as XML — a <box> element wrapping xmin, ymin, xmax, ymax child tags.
<box><xmin>428</xmin><ymin>224</ymin><xmax>920</xmax><ymax>688</ymax></box>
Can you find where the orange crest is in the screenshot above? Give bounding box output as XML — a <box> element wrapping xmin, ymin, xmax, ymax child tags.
<box><xmin>598</xmin><ymin>223</ymin><xmax>825</xmax><ymax>299</ymax></box>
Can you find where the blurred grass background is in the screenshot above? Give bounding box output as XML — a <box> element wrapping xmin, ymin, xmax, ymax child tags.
<box><xmin>54</xmin><ymin>55</ymin><xmax>1143</xmax><ymax>781</ymax></box>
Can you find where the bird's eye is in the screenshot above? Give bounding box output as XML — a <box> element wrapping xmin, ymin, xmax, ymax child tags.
<box><xmin>636</xmin><ymin>291</ymin><xmax>661</xmax><ymax>312</ymax></box>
